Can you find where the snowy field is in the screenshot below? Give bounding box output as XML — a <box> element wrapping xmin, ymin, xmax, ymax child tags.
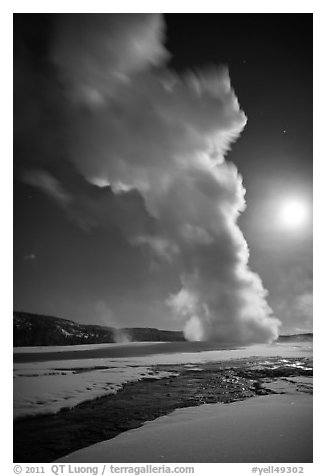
<box><xmin>57</xmin><ymin>393</ymin><xmax>312</xmax><ymax>463</ymax></box>
<box><xmin>14</xmin><ymin>341</ymin><xmax>312</xmax><ymax>420</ymax></box>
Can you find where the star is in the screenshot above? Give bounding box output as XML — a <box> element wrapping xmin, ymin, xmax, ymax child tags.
<box><xmin>24</xmin><ymin>253</ymin><xmax>36</xmax><ymax>261</ymax></box>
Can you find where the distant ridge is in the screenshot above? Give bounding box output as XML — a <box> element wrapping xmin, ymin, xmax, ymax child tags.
<box><xmin>276</xmin><ymin>333</ymin><xmax>313</xmax><ymax>343</ymax></box>
<box><xmin>13</xmin><ymin>311</ymin><xmax>185</xmax><ymax>347</ymax></box>
<box><xmin>13</xmin><ymin>311</ymin><xmax>312</xmax><ymax>347</ymax></box>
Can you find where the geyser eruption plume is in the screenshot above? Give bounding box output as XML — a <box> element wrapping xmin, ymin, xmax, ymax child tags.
<box><xmin>17</xmin><ymin>14</ymin><xmax>280</xmax><ymax>343</ymax></box>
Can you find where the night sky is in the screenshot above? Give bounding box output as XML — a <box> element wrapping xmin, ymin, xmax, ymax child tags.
<box><xmin>14</xmin><ymin>14</ymin><xmax>312</xmax><ymax>338</ymax></box>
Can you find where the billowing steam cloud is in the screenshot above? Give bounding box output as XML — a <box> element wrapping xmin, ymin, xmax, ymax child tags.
<box><xmin>16</xmin><ymin>14</ymin><xmax>280</xmax><ymax>343</ymax></box>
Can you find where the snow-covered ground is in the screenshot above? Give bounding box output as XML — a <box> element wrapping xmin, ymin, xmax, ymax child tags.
<box><xmin>14</xmin><ymin>341</ymin><xmax>312</xmax><ymax>420</ymax></box>
<box><xmin>57</xmin><ymin>393</ymin><xmax>313</xmax><ymax>463</ymax></box>
<box><xmin>13</xmin><ymin>341</ymin><xmax>167</xmax><ymax>354</ymax></box>
<box><xmin>14</xmin><ymin>360</ymin><xmax>176</xmax><ymax>419</ymax></box>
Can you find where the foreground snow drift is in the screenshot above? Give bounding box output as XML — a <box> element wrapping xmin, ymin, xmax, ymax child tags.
<box><xmin>57</xmin><ymin>393</ymin><xmax>312</xmax><ymax>463</ymax></box>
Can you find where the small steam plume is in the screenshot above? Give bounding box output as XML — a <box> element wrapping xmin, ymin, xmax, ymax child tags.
<box><xmin>94</xmin><ymin>300</ymin><xmax>131</xmax><ymax>343</ymax></box>
<box><xmin>113</xmin><ymin>329</ymin><xmax>132</xmax><ymax>344</ymax></box>
<box><xmin>16</xmin><ymin>14</ymin><xmax>280</xmax><ymax>343</ymax></box>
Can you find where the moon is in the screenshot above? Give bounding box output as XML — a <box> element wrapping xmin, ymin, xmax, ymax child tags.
<box><xmin>278</xmin><ymin>198</ymin><xmax>309</xmax><ymax>229</ymax></box>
